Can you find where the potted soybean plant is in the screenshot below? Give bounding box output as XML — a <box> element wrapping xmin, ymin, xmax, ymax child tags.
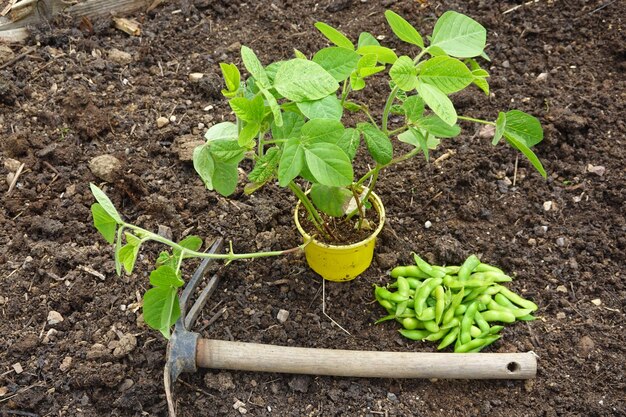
<box><xmin>191</xmin><ymin>10</ymin><xmax>546</xmax><ymax>281</ymax></box>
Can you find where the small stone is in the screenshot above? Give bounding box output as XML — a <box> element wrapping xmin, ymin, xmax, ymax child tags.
<box><xmin>478</xmin><ymin>124</ymin><xmax>495</xmax><ymax>139</ymax></box>
<box><xmin>277</xmin><ymin>309</ymin><xmax>290</xmax><ymax>323</ymax></box>
<box><xmin>189</xmin><ymin>73</ymin><xmax>204</xmax><ymax>82</ymax></box>
<box><xmin>86</xmin><ymin>343</ymin><xmax>110</xmax><ymax>360</ymax></box>
<box><xmin>0</xmin><ymin>296</ymin><xmax>5</xmax><ymax>305</ymax></box>
<box><xmin>233</xmin><ymin>399</ymin><xmax>246</xmax><ymax>410</ymax></box>
<box><xmin>203</xmin><ymin>105</ymin><xmax>214</xmax><ymax>111</ymax></box>
<box><xmin>591</xmin><ymin>298</ymin><xmax>602</xmax><ymax>306</ymax></box>
<box><xmin>47</xmin><ymin>311</ymin><xmax>64</xmax><ymax>326</ymax></box>
<box><xmin>556</xmin><ymin>312</ymin><xmax>566</xmax><ymax>319</ymax></box>
<box><xmin>424</xmin><ymin>220</ymin><xmax>432</xmax><ymax>229</ymax></box>
<box><xmin>112</xmin><ymin>333</ymin><xmax>137</xmax><ymax>358</ymax></box>
<box><xmin>60</xmin><ymin>356</ymin><xmax>72</xmax><ymax>372</ymax></box>
<box><xmin>524</xmin><ymin>379</ymin><xmax>535</xmax><ymax>392</ymax></box>
<box><xmin>502</xmin><ymin>60</ymin><xmax>510</xmax><ymax>68</ymax></box>
<box><xmin>556</xmin><ymin>237</ymin><xmax>566</xmax><ymax>247</ymax></box>
<box><xmin>156</xmin><ymin>116</ymin><xmax>170</xmax><ymax>129</ymax></box>
<box><xmin>543</xmin><ymin>201</ymin><xmax>553</xmax><ymax>211</ymax></box>
<box><xmin>108</xmin><ymin>48</ymin><xmax>133</xmax><ymax>65</ymax></box>
<box><xmin>577</xmin><ymin>336</ymin><xmax>595</xmax><ymax>356</ymax></box>
<box><xmin>169</xmin><ymin>115</ymin><xmax>177</xmax><ymax>123</ymax></box>
<box><xmin>527</xmin><ymin>238</ymin><xmax>537</xmax><ymax>246</ymax></box>
<box><xmin>118</xmin><ymin>378</ymin><xmax>134</xmax><ymax>392</ymax></box>
<box><xmin>158</xmin><ymin>225</ymin><xmax>173</xmax><ymax>240</ymax></box>
<box><xmin>586</xmin><ymin>164</ymin><xmax>606</xmax><ymax>176</ymax></box>
<box><xmin>387</xmin><ymin>392</ymin><xmax>398</xmax><ymax>401</ymax></box>
<box><xmin>3</xmin><ymin>158</ymin><xmax>21</xmax><ymax>172</ymax></box>
<box><xmin>43</xmin><ymin>328</ymin><xmax>58</xmax><ymax>344</ymax></box>
<box><xmin>12</xmin><ymin>363</ymin><xmax>23</xmax><ymax>374</ymax></box>
<box><xmin>556</xmin><ymin>285</ymin><xmax>568</xmax><ymax>293</ymax></box>
<box><xmin>6</xmin><ymin>172</ymin><xmax>14</xmax><ymax>186</ymax></box>
<box><xmin>89</xmin><ymin>155</ymin><xmax>122</xmax><ymax>183</ymax></box>
<box><xmin>536</xmin><ymin>72</ymin><xmax>549</xmax><ymax>82</ymax></box>
<box><xmin>0</xmin><ymin>386</ymin><xmax>7</xmax><ymax>396</ymax></box>
<box><xmin>0</xmin><ymin>45</ymin><xmax>15</xmax><ymax>65</ymax></box>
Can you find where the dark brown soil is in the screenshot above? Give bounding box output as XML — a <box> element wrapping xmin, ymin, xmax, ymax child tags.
<box><xmin>1</xmin><ymin>1</ymin><xmax>625</xmax><ymax>416</ymax></box>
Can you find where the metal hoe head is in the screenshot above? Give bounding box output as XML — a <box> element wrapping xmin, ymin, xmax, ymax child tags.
<box><xmin>165</xmin><ymin>238</ymin><xmax>224</xmax><ymax>386</ymax></box>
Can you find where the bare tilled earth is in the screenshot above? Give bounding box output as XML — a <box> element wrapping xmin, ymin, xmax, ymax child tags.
<box><xmin>1</xmin><ymin>0</ymin><xmax>625</xmax><ymax>416</ymax></box>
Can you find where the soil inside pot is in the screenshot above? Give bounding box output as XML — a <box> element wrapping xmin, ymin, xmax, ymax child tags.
<box><xmin>297</xmin><ymin>200</ymin><xmax>380</xmax><ymax>245</ymax></box>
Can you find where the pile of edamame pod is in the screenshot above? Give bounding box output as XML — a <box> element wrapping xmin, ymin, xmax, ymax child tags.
<box><xmin>373</xmin><ymin>253</ymin><xmax>538</xmax><ymax>353</ymax></box>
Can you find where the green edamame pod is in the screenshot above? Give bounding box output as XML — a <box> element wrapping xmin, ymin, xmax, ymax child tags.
<box><xmin>434</xmin><ymin>285</ymin><xmax>446</xmax><ymax>325</ymax></box>
<box><xmin>402</xmin><ymin>317</ymin><xmax>420</xmax><ymax>330</ymax></box>
<box><xmin>441</xmin><ymin>317</ymin><xmax>460</xmax><ymax>329</ymax></box>
<box><xmin>399</xmin><ymin>329</ymin><xmax>431</xmax><ymax>340</ymax></box>
<box><xmin>444</xmin><ymin>265</ymin><xmax>461</xmax><ymax>275</ymax></box>
<box><xmin>375</xmin><ymin>286</ymin><xmax>395</xmax><ymax>302</ymax></box>
<box><xmin>391</xmin><ymin>265</ymin><xmax>430</xmax><ymax>279</ymax></box>
<box><xmin>422</xmin><ymin>320</ymin><xmax>440</xmax><ymax>333</ymax></box>
<box><xmin>495</xmin><ymin>285</ymin><xmax>539</xmax><ymax>311</ymax></box>
<box><xmin>455</xmin><ymin>335</ymin><xmax>500</xmax><ymax>353</ymax></box>
<box><xmin>474</xmin><ymin>263</ymin><xmax>504</xmax><ymax>273</ymax></box>
<box><xmin>425</xmin><ymin>327</ymin><xmax>451</xmax><ymax>342</ymax></box>
<box><xmin>442</xmin><ymin>288</ymin><xmax>465</xmax><ymax>325</ymax></box>
<box><xmin>469</xmin><ymin>271</ymin><xmax>512</xmax><ymax>283</ymax></box>
<box><xmin>379</xmin><ymin>300</ymin><xmax>395</xmax><ymax>313</ymax></box>
<box><xmin>417</xmin><ymin>306</ymin><xmax>436</xmax><ymax>321</ymax></box>
<box><xmin>494</xmin><ymin>293</ymin><xmax>518</xmax><ymax>309</ymax></box>
<box><xmin>446</xmin><ymin>278</ymin><xmax>496</xmax><ymax>289</ymax></box>
<box><xmin>516</xmin><ymin>314</ymin><xmax>536</xmax><ymax>321</ymax></box>
<box><xmin>388</xmin><ymin>292</ymin><xmax>410</xmax><ymax>303</ymax></box>
<box><xmin>487</xmin><ymin>300</ymin><xmax>533</xmax><ymax>318</ymax></box>
<box><xmin>438</xmin><ymin>327</ymin><xmax>460</xmax><ymax>350</ymax></box>
<box><xmin>406</xmin><ymin>277</ymin><xmax>423</xmax><ymax>289</ymax></box>
<box><xmin>489</xmin><ymin>325</ymin><xmax>505</xmax><ymax>334</ymax></box>
<box><xmin>460</xmin><ymin>301</ymin><xmax>479</xmax><ymax>345</ymax></box>
<box><xmin>412</xmin><ymin>253</ymin><xmax>446</xmax><ymax>279</ymax></box>
<box><xmin>463</xmin><ymin>286</ymin><xmax>489</xmax><ymax>302</ymax></box>
<box><xmin>454</xmin><ymin>304</ymin><xmax>467</xmax><ymax>316</ymax></box>
<box><xmin>470</xmin><ymin>325</ymin><xmax>482</xmax><ymax>338</ymax></box>
<box><xmin>395</xmin><ymin>277</ymin><xmax>410</xmax><ymax>316</ymax></box>
<box><xmin>484</xmin><ymin>286</ymin><xmax>502</xmax><ymax>296</ymax></box>
<box><xmin>474</xmin><ymin>311</ymin><xmax>490</xmax><ymax>334</ymax></box>
<box><xmin>458</xmin><ymin>255</ymin><xmax>481</xmax><ymax>281</ymax></box>
<box><xmin>413</xmin><ymin>277</ymin><xmax>443</xmax><ymax>316</ymax></box>
<box><xmin>481</xmin><ymin>310</ymin><xmax>516</xmax><ymax>323</ymax></box>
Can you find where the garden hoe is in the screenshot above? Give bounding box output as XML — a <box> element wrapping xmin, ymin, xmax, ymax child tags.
<box><xmin>164</xmin><ymin>238</ymin><xmax>537</xmax><ymax>415</ymax></box>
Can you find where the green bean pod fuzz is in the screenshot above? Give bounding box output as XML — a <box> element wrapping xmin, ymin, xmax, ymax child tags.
<box><xmin>373</xmin><ymin>253</ymin><xmax>539</xmax><ymax>353</ymax></box>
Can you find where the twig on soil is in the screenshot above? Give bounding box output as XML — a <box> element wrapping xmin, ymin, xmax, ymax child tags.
<box><xmin>0</xmin><ymin>410</ymin><xmax>39</xmax><ymax>417</ymax></box>
<box><xmin>0</xmin><ymin>46</ymin><xmax>37</xmax><ymax>70</ymax></box>
<box><xmin>198</xmin><ymin>306</ymin><xmax>227</xmax><ymax>333</ymax></box>
<box><xmin>267</xmin><ymin>278</ymin><xmax>291</xmax><ymax>286</ymax></box>
<box><xmin>0</xmin><ymin>383</ymin><xmax>46</xmax><ymax>403</ymax></box>
<box><xmin>178</xmin><ymin>380</ymin><xmax>215</xmax><ymax>398</ymax></box>
<box><xmin>588</xmin><ymin>0</ymin><xmax>617</xmax><ymax>15</ymax></box>
<box><xmin>6</xmin><ymin>162</ymin><xmax>25</xmax><ymax>196</ymax></box>
<box><xmin>322</xmin><ymin>279</ymin><xmax>351</xmax><ymax>336</ymax></box>
<box><xmin>513</xmin><ymin>155</ymin><xmax>519</xmax><ymax>186</ymax></box>
<box><xmin>503</xmin><ymin>0</ymin><xmax>540</xmax><ymax>15</ymax></box>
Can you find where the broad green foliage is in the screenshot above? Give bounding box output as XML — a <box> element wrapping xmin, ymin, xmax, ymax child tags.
<box><xmin>191</xmin><ymin>8</ymin><xmax>546</xmax><ymax>226</ymax></box>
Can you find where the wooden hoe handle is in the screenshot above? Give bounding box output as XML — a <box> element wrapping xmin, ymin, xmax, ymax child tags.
<box><xmin>197</xmin><ymin>339</ymin><xmax>536</xmax><ymax>379</ymax></box>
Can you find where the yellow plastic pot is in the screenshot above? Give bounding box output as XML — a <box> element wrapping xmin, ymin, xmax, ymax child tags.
<box><xmin>294</xmin><ymin>190</ymin><xmax>386</xmax><ymax>282</ymax></box>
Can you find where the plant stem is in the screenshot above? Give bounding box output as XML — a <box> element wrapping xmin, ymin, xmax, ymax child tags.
<box><xmin>382</xmin><ymin>85</ymin><xmax>400</xmax><ymax>134</ymax></box>
<box><xmin>388</xmin><ymin>125</ymin><xmax>409</xmax><ymax>136</ymax></box>
<box><xmin>340</xmin><ymin>79</ymin><xmax>351</xmax><ymax>106</ymax></box>
<box><xmin>287</xmin><ymin>181</ymin><xmax>332</xmax><ymax>241</ymax></box>
<box><xmin>362</xmin><ymin>107</ymin><xmax>379</xmax><ymax>129</ymax></box>
<box><xmin>350</xmin><ymin>184</ymin><xmax>366</xmax><ymax>228</ymax></box>
<box><xmin>127</xmin><ymin>223</ymin><xmax>307</xmax><ymax>261</ymax></box>
<box><xmin>457</xmin><ymin>115</ymin><xmax>495</xmax><ymax>125</ymax></box>
<box><xmin>257</xmin><ymin>131</ymin><xmax>265</xmax><ymax>158</ymax></box>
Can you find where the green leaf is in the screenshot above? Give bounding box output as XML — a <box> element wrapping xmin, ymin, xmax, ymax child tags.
<box><xmin>411</xmin><ymin>127</ymin><xmax>433</xmax><ymax>160</ymax></box>
<box><xmin>143</xmin><ymin>287</ymin><xmax>180</xmax><ymax>339</ymax></box>
<box><xmin>209</xmin><ymin>140</ymin><xmax>246</xmax><ymax>164</ymax></box>
<box><xmin>249</xmin><ymin>147</ymin><xmax>281</xmax><ymax>183</ymax></box>
<box><xmin>492</xmin><ymin>112</ymin><xmax>506</xmax><ymax>145</ymax></box>
<box><xmin>416</xmin><ymin>82</ymin><xmax>457</xmax><ymax>125</ymax></box>
<box><xmin>430</xmin><ymin>11</ymin><xmax>487</xmax><ymax>58</ymax></box>
<box><xmin>304</xmin><ymin>143</ymin><xmax>353</xmax><ymax>186</ymax></box>
<box><xmin>261</xmin><ymin>89</ymin><xmax>283</xmax><ymax>127</ymax></box>
<box><xmin>337</xmin><ymin>128</ymin><xmax>360</xmax><ymax>160</ymax></box>
<box><xmin>90</xmin><ymin>183</ymin><xmax>123</xmax><ymax>224</ymax></box>
<box><xmin>342</xmin><ymin>101</ymin><xmax>362</xmax><ymax>112</ymax></box>
<box><xmin>278</xmin><ymin>139</ymin><xmax>305</xmax><ymax>186</ymax></box>
<box><xmin>504</xmin><ymin>134</ymin><xmax>547</xmax><ymax>178</ymax></box>
<box><xmin>310</xmin><ymin>184</ymin><xmax>353</xmax><ymax>217</ymax></box>
<box><xmin>357</xmin><ymin>32</ymin><xmax>380</xmax><ymax>48</ymax></box>
<box><xmin>175</xmin><ymin>236</ymin><xmax>203</xmax><ymax>258</ymax></box>
<box><xmin>356</xmin><ymin>45</ymin><xmax>398</xmax><ymax>64</ymax></box>
<box><xmin>358</xmin><ymin>53</ymin><xmax>378</xmax><ymax>69</ymax></box>
<box><xmin>294</xmin><ymin>49</ymin><xmax>308</xmax><ymax>59</ymax></box>
<box><xmin>472</xmin><ymin>76</ymin><xmax>490</xmax><ymax>95</ymax></box>
<box><xmin>265</xmin><ymin>61</ymin><xmax>285</xmax><ymax>84</ymax></box>
<box><xmin>384</xmin><ymin>10</ymin><xmax>424</xmax><ymax>48</ymax></box>
<box><xmin>228</xmin><ymin>94</ymin><xmax>265</xmax><ymax>123</ymax></box>
<box><xmin>503</xmin><ymin>110</ymin><xmax>543</xmax><ymax>147</ymax></box>
<box><xmin>301</xmin><ymin>119</ymin><xmax>345</xmax><ymax>144</ymax></box>
<box><xmin>416</xmin><ymin>115</ymin><xmax>461</xmax><ymax>138</ymax></box>
<box><xmin>193</xmin><ymin>144</ymin><xmax>215</xmax><ymax>190</ymax></box>
<box><xmin>359</xmin><ymin>66</ymin><xmax>386</xmax><ymax>78</ymax></box>
<box><xmin>219</xmin><ymin>62</ymin><xmax>240</xmax><ymax>95</ymax></box>
<box><xmin>357</xmin><ymin>122</ymin><xmax>393</xmax><ymax>164</ymax></box>
<box><xmin>204</xmin><ymin>122</ymin><xmax>238</xmax><ymax>142</ymax></box>
<box><xmin>418</xmin><ymin>56</ymin><xmax>474</xmax><ymax>94</ymax></box>
<box><xmin>390</xmin><ymin>56</ymin><xmax>418</xmax><ymax>91</ymax></box>
<box><xmin>272</xmin><ymin>111</ymin><xmax>304</xmax><ymax>139</ymax></box>
<box><xmin>312</xmin><ymin>47</ymin><xmax>360</xmax><ymax>82</ymax></box>
<box><xmin>350</xmin><ymin>73</ymin><xmax>366</xmax><ymax>91</ymax></box>
<box><xmin>314</xmin><ymin>22</ymin><xmax>355</xmax><ymax>50</ymax></box>
<box><xmin>297</xmin><ymin>95</ymin><xmax>343</xmax><ymax>121</ymax></box>
<box><xmin>398</xmin><ymin>128</ymin><xmax>440</xmax><ymax>153</ymax></box>
<box><xmin>150</xmin><ymin>265</ymin><xmax>184</xmax><ymax>288</ymax></box>
<box><xmin>238</xmin><ymin>122</ymin><xmax>260</xmax><ymax>147</ymax></box>
<box><xmin>114</xmin><ymin>228</ymin><xmax>123</xmax><ymax>276</ymax></box>
<box><xmin>402</xmin><ymin>95</ymin><xmax>425</xmax><ymax>122</ymax></box>
<box><xmin>241</xmin><ymin>45</ymin><xmax>269</xmax><ymax>86</ymax></box>
<box><xmin>118</xmin><ymin>240</ymin><xmax>140</xmax><ymax>274</ymax></box>
<box><xmin>91</xmin><ymin>203</ymin><xmax>117</xmax><ymax>244</ymax></box>
<box><xmin>212</xmin><ymin>160</ymin><xmax>240</xmax><ymax>196</ymax></box>
<box><xmin>274</xmin><ymin>59</ymin><xmax>339</xmax><ymax>102</ymax></box>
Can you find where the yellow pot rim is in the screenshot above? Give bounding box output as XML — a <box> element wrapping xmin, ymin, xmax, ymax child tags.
<box><xmin>293</xmin><ymin>189</ymin><xmax>386</xmax><ymax>249</ymax></box>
